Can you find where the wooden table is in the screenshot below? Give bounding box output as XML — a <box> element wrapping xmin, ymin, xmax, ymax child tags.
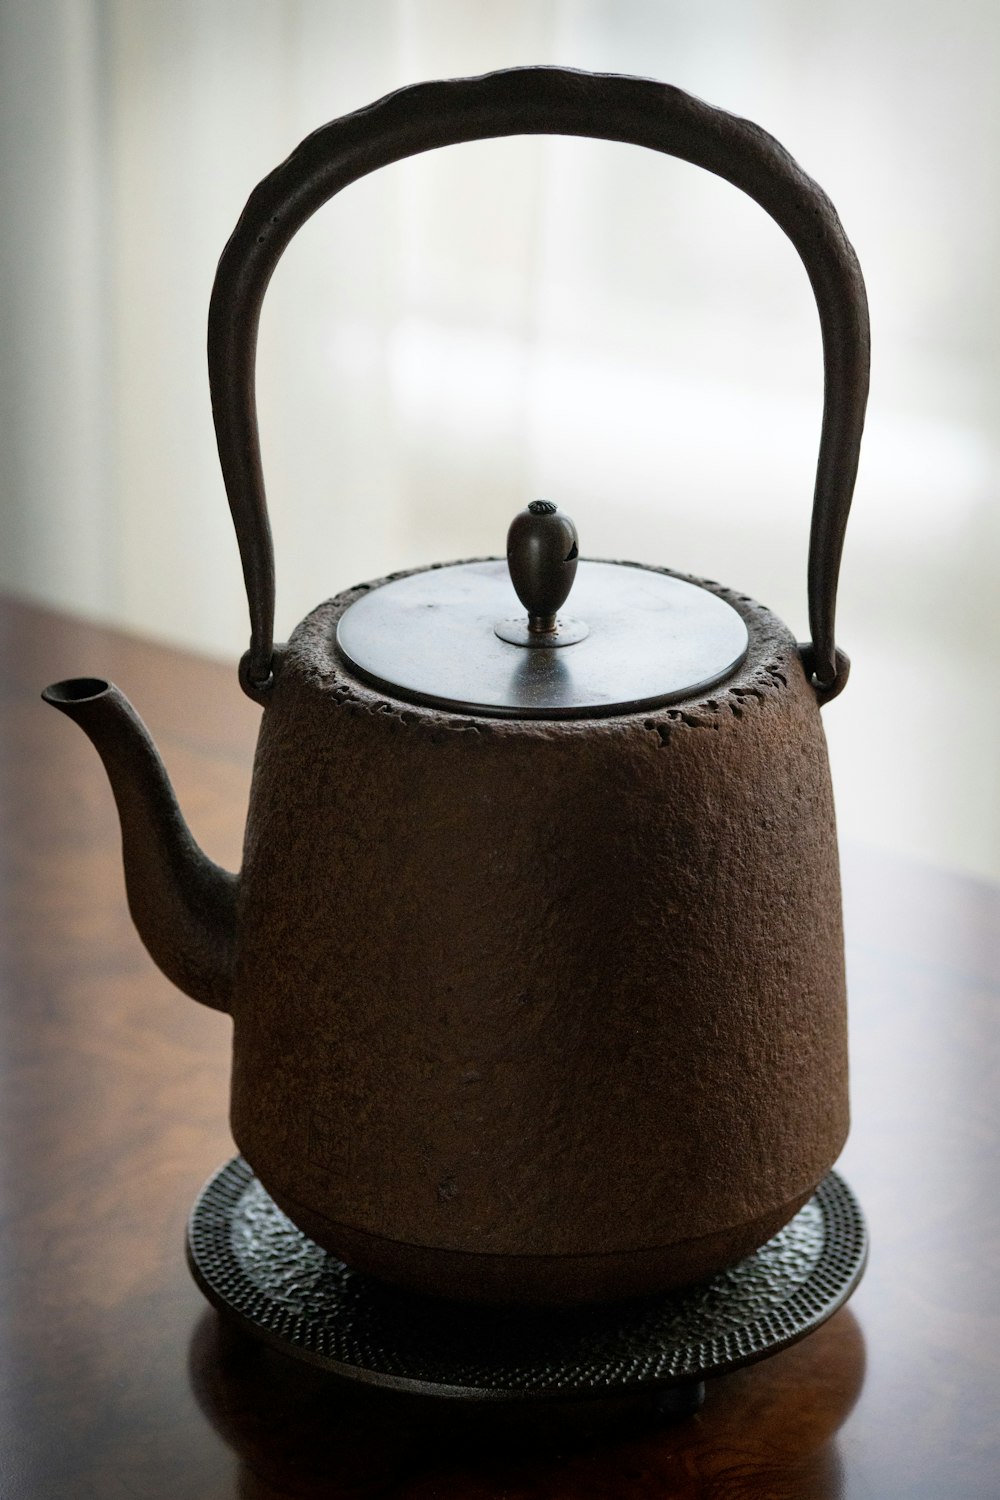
<box><xmin>1</xmin><ymin>595</ymin><xmax>997</xmax><ymax>1499</ymax></box>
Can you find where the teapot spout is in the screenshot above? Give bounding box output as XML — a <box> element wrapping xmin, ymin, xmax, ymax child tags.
<box><xmin>42</xmin><ymin>677</ymin><xmax>236</xmax><ymax>1012</ymax></box>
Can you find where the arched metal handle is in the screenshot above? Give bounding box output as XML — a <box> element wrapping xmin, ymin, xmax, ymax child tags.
<box><xmin>209</xmin><ymin>65</ymin><xmax>869</xmax><ymax>703</ymax></box>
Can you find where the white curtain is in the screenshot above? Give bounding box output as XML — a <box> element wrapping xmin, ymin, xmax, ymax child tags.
<box><xmin>3</xmin><ymin>0</ymin><xmax>999</xmax><ymax>878</ymax></box>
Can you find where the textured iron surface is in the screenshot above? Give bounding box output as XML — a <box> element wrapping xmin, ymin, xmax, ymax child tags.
<box><xmin>43</xmin><ymin>67</ymin><xmax>864</xmax><ymax>1310</ymax></box>
<box><xmin>44</xmin><ymin>568</ymin><xmax>851</xmax><ymax>1304</ymax></box>
<box><xmin>229</xmin><ymin>576</ymin><xmax>849</xmax><ymax>1303</ymax></box>
<box><xmin>187</xmin><ymin>1158</ymin><xmax>867</xmax><ymax>1400</ymax></box>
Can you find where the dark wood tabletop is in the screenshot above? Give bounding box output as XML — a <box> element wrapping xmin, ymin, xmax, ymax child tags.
<box><xmin>1</xmin><ymin>593</ymin><xmax>997</xmax><ymax>1499</ymax></box>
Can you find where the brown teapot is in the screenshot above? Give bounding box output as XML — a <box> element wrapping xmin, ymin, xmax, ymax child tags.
<box><xmin>43</xmin><ymin>67</ymin><xmax>868</xmax><ymax>1305</ymax></box>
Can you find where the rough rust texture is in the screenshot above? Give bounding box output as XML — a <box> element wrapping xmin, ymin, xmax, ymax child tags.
<box><xmin>228</xmin><ymin>566</ymin><xmax>849</xmax><ymax>1304</ymax></box>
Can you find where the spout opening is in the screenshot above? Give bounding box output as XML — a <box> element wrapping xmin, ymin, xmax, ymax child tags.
<box><xmin>42</xmin><ymin>677</ymin><xmax>112</xmax><ymax>706</ymax></box>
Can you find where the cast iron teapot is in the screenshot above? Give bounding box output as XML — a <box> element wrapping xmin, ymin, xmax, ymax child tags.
<box><xmin>44</xmin><ymin>68</ymin><xmax>868</xmax><ymax>1305</ymax></box>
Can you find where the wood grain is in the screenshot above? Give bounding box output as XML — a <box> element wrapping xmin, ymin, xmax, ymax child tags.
<box><xmin>1</xmin><ymin>594</ymin><xmax>997</xmax><ymax>1498</ymax></box>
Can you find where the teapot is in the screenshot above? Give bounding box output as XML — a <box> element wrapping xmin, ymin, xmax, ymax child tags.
<box><xmin>43</xmin><ymin>67</ymin><xmax>868</xmax><ymax>1305</ymax></box>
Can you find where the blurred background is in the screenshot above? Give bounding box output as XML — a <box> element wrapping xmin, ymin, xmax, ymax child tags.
<box><xmin>1</xmin><ymin>0</ymin><xmax>998</xmax><ymax>880</ymax></box>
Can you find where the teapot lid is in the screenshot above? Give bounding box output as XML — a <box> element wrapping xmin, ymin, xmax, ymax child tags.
<box><xmin>335</xmin><ymin>503</ymin><xmax>748</xmax><ymax>719</ymax></box>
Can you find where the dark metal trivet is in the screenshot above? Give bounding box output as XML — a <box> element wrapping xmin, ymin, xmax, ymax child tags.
<box><xmin>187</xmin><ymin>1158</ymin><xmax>866</xmax><ymax>1403</ymax></box>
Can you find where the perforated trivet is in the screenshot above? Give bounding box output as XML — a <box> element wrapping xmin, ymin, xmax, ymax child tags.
<box><xmin>187</xmin><ymin>1158</ymin><xmax>866</xmax><ymax>1401</ymax></box>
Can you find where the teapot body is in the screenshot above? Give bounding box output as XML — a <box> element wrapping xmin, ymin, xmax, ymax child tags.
<box><xmin>42</xmin><ymin>68</ymin><xmax>868</xmax><ymax>1311</ymax></box>
<box><xmin>228</xmin><ymin>567</ymin><xmax>848</xmax><ymax>1304</ymax></box>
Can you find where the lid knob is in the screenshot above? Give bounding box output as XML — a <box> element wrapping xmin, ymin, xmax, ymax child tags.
<box><xmin>507</xmin><ymin>501</ymin><xmax>578</xmax><ymax>632</ymax></box>
<box><xmin>496</xmin><ymin>501</ymin><xmax>588</xmax><ymax>648</ymax></box>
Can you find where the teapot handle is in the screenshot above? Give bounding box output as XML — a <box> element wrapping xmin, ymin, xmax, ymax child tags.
<box><xmin>209</xmin><ymin>66</ymin><xmax>868</xmax><ymax>705</ymax></box>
